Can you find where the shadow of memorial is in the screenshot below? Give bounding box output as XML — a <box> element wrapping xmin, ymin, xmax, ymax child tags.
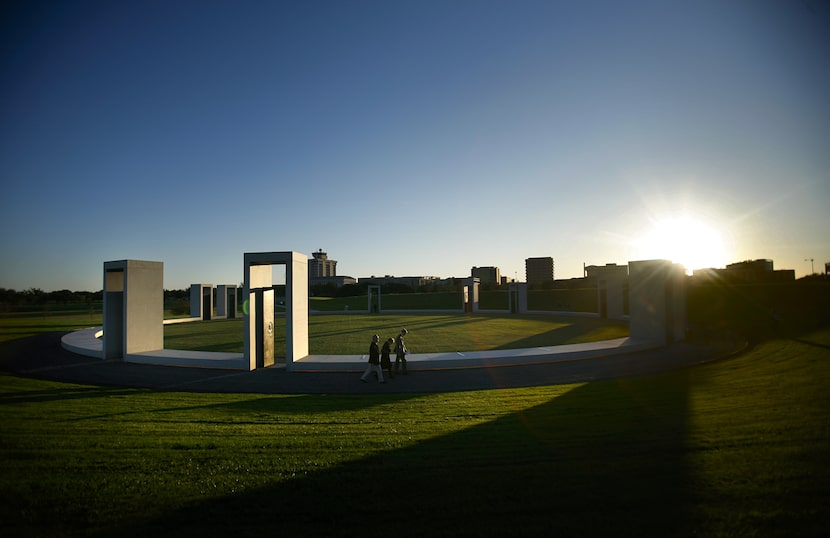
<box><xmin>0</xmin><ymin>385</ymin><xmax>149</xmax><ymax>406</ymax></box>
<box><xmin>494</xmin><ymin>319</ymin><xmax>627</xmax><ymax>351</ymax></box>
<box><xmin>161</xmin><ymin>315</ymin><xmax>487</xmax><ymax>354</ymax></box>
<box><xmin>106</xmin><ymin>373</ymin><xmax>696</xmax><ymax>538</ymax></box>
<box><xmin>66</xmin><ymin>392</ymin><xmax>426</xmax><ymax>423</ymax></box>
<box><xmin>306</xmin><ymin>315</ymin><xmax>488</xmax><ymax>340</ymax></box>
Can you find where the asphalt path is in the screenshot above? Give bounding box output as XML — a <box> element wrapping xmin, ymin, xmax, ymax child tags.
<box><xmin>0</xmin><ymin>332</ymin><xmax>745</xmax><ymax>395</ymax></box>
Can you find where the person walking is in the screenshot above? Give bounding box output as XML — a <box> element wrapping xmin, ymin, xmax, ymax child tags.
<box><xmin>360</xmin><ymin>334</ymin><xmax>384</xmax><ymax>383</ymax></box>
<box><xmin>394</xmin><ymin>328</ymin><xmax>408</xmax><ymax>375</ymax></box>
<box><xmin>380</xmin><ymin>337</ymin><xmax>395</xmax><ymax>379</ymax></box>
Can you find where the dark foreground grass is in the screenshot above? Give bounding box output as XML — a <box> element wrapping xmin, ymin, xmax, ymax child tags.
<box><xmin>1</xmin><ymin>330</ymin><xmax>828</xmax><ymax>536</ymax></box>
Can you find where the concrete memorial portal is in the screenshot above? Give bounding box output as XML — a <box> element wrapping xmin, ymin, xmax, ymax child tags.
<box><xmin>99</xmin><ymin>253</ymin><xmax>682</xmax><ymax>373</ymax></box>
<box><xmin>243</xmin><ymin>252</ymin><xmax>308</xmax><ymax>371</ymax></box>
<box><xmin>102</xmin><ymin>252</ymin><xmax>309</xmax><ymax>371</ymax></box>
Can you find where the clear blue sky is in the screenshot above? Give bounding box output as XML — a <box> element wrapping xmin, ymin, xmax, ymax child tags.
<box><xmin>2</xmin><ymin>0</ymin><xmax>828</xmax><ymax>291</ymax></box>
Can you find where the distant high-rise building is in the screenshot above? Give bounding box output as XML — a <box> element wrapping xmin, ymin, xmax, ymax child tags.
<box><xmin>309</xmin><ymin>249</ymin><xmax>337</xmax><ymax>278</ymax></box>
<box><xmin>693</xmin><ymin>259</ymin><xmax>794</xmax><ymax>283</ymax></box>
<box><xmin>585</xmin><ymin>263</ymin><xmax>628</xmax><ymax>280</ymax></box>
<box><xmin>471</xmin><ymin>266</ymin><xmax>501</xmax><ymax>285</ymax></box>
<box><xmin>726</xmin><ymin>259</ymin><xmax>774</xmax><ymax>273</ymax></box>
<box><xmin>525</xmin><ymin>257</ymin><xmax>554</xmax><ymax>286</ymax></box>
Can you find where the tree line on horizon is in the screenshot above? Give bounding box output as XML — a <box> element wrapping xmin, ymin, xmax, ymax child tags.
<box><xmin>3</xmin><ymin>271</ymin><xmax>828</xmax><ymax>303</ymax></box>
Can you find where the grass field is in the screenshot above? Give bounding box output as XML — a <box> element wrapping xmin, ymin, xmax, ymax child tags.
<box><xmin>308</xmin><ymin>288</ymin><xmax>600</xmax><ymax>312</ymax></box>
<box><xmin>0</xmin><ymin>310</ymin><xmax>629</xmax><ymax>355</ymax></box>
<box><xmin>163</xmin><ymin>314</ymin><xmax>629</xmax><ymax>356</ymax></box>
<box><xmin>1</xmin><ymin>313</ymin><xmax>828</xmax><ymax>536</ymax></box>
<box><xmin>0</xmin><ymin>310</ymin><xmax>103</xmax><ymax>344</ymax></box>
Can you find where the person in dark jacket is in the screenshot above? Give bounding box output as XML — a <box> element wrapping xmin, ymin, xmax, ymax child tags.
<box><xmin>360</xmin><ymin>334</ymin><xmax>384</xmax><ymax>383</ymax></box>
<box><xmin>394</xmin><ymin>328</ymin><xmax>408</xmax><ymax>375</ymax></box>
<box><xmin>380</xmin><ymin>337</ymin><xmax>395</xmax><ymax>379</ymax></box>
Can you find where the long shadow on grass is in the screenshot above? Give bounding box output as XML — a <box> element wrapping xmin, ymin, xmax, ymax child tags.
<box><xmin>308</xmin><ymin>315</ymin><xmax>487</xmax><ymax>340</ymax></box>
<box><xmin>69</xmin><ymin>393</ymin><xmax>426</xmax><ymax>422</ymax></box>
<box><xmin>0</xmin><ymin>385</ymin><xmax>150</xmax><ymax>405</ymax></box>
<box><xmin>791</xmin><ymin>337</ymin><xmax>830</xmax><ymax>351</ymax></box>
<box><xmin>496</xmin><ymin>319</ymin><xmax>628</xmax><ymax>350</ymax></box>
<box><xmin>105</xmin><ymin>374</ymin><xmax>694</xmax><ymax>537</ymax></box>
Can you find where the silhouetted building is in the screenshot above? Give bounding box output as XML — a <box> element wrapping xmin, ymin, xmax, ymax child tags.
<box><xmin>308</xmin><ymin>250</ymin><xmax>358</xmax><ymax>288</ymax></box>
<box><xmin>310</xmin><ymin>276</ymin><xmax>356</xmax><ymax>287</ymax></box>
<box><xmin>585</xmin><ymin>263</ymin><xmax>628</xmax><ymax>280</ymax></box>
<box><xmin>309</xmin><ymin>249</ymin><xmax>336</xmax><ymax>278</ymax></box>
<box><xmin>693</xmin><ymin>259</ymin><xmax>794</xmax><ymax>283</ymax></box>
<box><xmin>525</xmin><ymin>257</ymin><xmax>554</xmax><ymax>286</ymax></box>
<box><xmin>471</xmin><ymin>266</ymin><xmax>501</xmax><ymax>285</ymax></box>
<box><xmin>727</xmin><ymin>259</ymin><xmax>773</xmax><ymax>273</ymax></box>
<box><xmin>358</xmin><ymin>275</ymin><xmax>440</xmax><ymax>288</ymax></box>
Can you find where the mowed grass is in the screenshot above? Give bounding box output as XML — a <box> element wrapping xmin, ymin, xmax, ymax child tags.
<box><xmin>0</xmin><ymin>311</ymin><xmax>103</xmax><ymax>344</ymax></box>
<box><xmin>163</xmin><ymin>314</ymin><xmax>629</xmax><ymax>355</ymax></box>
<box><xmin>0</xmin><ymin>311</ymin><xmax>628</xmax><ymax>355</ymax></box>
<box><xmin>1</xmin><ymin>328</ymin><xmax>828</xmax><ymax>536</ymax></box>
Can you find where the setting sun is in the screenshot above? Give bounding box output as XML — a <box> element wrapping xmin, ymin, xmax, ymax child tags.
<box><xmin>633</xmin><ymin>216</ymin><xmax>728</xmax><ymax>274</ymax></box>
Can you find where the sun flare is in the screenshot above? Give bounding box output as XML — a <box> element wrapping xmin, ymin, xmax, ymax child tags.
<box><xmin>634</xmin><ymin>216</ymin><xmax>727</xmax><ymax>274</ymax></box>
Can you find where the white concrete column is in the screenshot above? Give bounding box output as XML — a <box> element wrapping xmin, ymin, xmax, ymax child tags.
<box><xmin>103</xmin><ymin>260</ymin><xmax>163</xmax><ymax>359</ymax></box>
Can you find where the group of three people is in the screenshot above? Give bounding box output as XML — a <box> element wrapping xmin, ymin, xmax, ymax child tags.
<box><xmin>360</xmin><ymin>328</ymin><xmax>408</xmax><ymax>383</ymax></box>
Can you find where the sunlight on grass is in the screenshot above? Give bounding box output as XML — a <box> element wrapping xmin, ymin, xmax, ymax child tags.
<box><xmin>161</xmin><ymin>314</ymin><xmax>628</xmax><ymax>355</ymax></box>
<box><xmin>0</xmin><ymin>373</ymin><xmax>584</xmax><ymax>534</ymax></box>
<box><xmin>0</xmin><ymin>330</ymin><xmax>828</xmax><ymax>536</ymax></box>
<box><xmin>685</xmin><ymin>333</ymin><xmax>830</xmax><ymax>535</ymax></box>
<box><xmin>0</xmin><ymin>311</ymin><xmax>102</xmax><ymax>343</ymax></box>
<box><xmin>0</xmin><ymin>308</ymin><xmax>627</xmax><ymax>353</ymax></box>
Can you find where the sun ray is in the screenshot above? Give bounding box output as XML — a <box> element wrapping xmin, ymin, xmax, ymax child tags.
<box><xmin>633</xmin><ymin>215</ymin><xmax>727</xmax><ymax>274</ymax></box>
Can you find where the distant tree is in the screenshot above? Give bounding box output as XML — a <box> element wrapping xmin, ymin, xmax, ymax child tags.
<box><xmin>49</xmin><ymin>289</ymin><xmax>73</xmax><ymax>304</ymax></box>
<box><xmin>335</xmin><ymin>283</ymin><xmax>368</xmax><ymax>298</ymax></box>
<box><xmin>382</xmin><ymin>282</ymin><xmax>415</xmax><ymax>294</ymax></box>
<box><xmin>0</xmin><ymin>288</ymin><xmax>18</xmax><ymax>307</ymax></box>
<box><xmin>310</xmin><ymin>282</ymin><xmax>338</xmax><ymax>297</ymax></box>
<box><xmin>164</xmin><ymin>289</ymin><xmax>190</xmax><ymax>300</ymax></box>
<box><xmin>23</xmin><ymin>288</ymin><xmax>45</xmax><ymax>305</ymax></box>
<box><xmin>74</xmin><ymin>291</ymin><xmax>100</xmax><ymax>306</ymax></box>
<box><xmin>798</xmin><ymin>273</ymin><xmax>829</xmax><ymax>283</ymax></box>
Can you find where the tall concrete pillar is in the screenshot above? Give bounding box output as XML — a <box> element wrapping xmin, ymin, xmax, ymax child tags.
<box><xmin>367</xmin><ymin>285</ymin><xmax>381</xmax><ymax>313</ymax></box>
<box><xmin>628</xmin><ymin>260</ymin><xmax>686</xmax><ymax>344</ymax></box>
<box><xmin>190</xmin><ymin>284</ymin><xmax>213</xmax><ymax>320</ymax></box>
<box><xmin>508</xmin><ymin>282</ymin><xmax>528</xmax><ymax>313</ymax></box>
<box><xmin>244</xmin><ymin>252</ymin><xmax>308</xmax><ymax>371</ymax></box>
<box><xmin>463</xmin><ymin>277</ymin><xmax>480</xmax><ymax>313</ymax></box>
<box><xmin>103</xmin><ymin>260</ymin><xmax>164</xmax><ymax>359</ymax></box>
<box><xmin>215</xmin><ymin>284</ymin><xmax>238</xmax><ymax>319</ymax></box>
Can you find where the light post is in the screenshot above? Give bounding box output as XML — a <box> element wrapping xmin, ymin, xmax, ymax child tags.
<box><xmin>805</xmin><ymin>258</ymin><xmax>815</xmax><ymax>275</ymax></box>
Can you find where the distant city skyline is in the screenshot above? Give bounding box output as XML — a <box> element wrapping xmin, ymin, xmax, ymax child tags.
<box><xmin>2</xmin><ymin>0</ymin><xmax>828</xmax><ymax>291</ymax></box>
<box><xmin>1</xmin><ymin>245</ymin><xmax>816</xmax><ymax>292</ymax></box>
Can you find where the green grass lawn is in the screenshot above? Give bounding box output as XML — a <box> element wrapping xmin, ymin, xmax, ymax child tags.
<box><xmin>0</xmin><ymin>310</ymin><xmax>103</xmax><ymax>344</ymax></box>
<box><xmin>1</xmin><ymin>325</ymin><xmax>828</xmax><ymax>536</ymax></box>
<box><xmin>163</xmin><ymin>314</ymin><xmax>629</xmax><ymax>356</ymax></box>
<box><xmin>0</xmin><ymin>308</ymin><xmax>626</xmax><ymax>355</ymax></box>
<box><xmin>311</xmin><ymin>292</ymin><xmax>463</xmax><ymax>311</ymax></box>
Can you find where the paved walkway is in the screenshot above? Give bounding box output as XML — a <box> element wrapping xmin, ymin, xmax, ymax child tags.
<box><xmin>0</xmin><ymin>331</ymin><xmax>745</xmax><ymax>394</ymax></box>
<box><xmin>60</xmin><ymin>326</ymin><xmax>660</xmax><ymax>370</ymax></box>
